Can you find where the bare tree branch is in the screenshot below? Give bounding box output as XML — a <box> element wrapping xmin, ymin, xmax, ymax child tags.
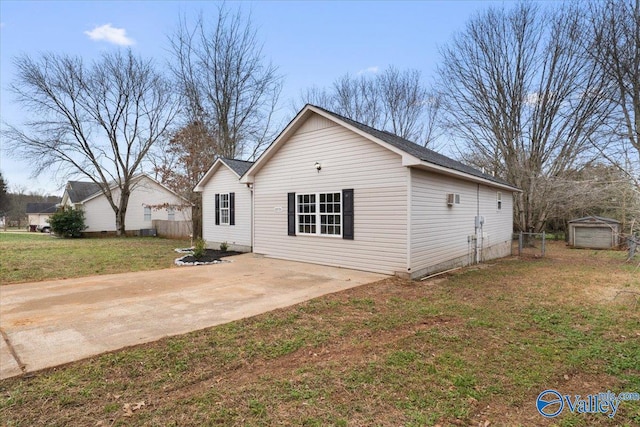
<box><xmin>4</xmin><ymin>50</ymin><xmax>179</xmax><ymax>235</ymax></box>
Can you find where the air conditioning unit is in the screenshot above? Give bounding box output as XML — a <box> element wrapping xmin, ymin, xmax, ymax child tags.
<box><xmin>446</xmin><ymin>193</ymin><xmax>455</xmax><ymax>206</ymax></box>
<box><xmin>139</xmin><ymin>228</ymin><xmax>157</xmax><ymax>237</ymax></box>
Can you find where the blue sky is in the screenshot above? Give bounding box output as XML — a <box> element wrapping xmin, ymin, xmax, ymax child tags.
<box><xmin>0</xmin><ymin>0</ymin><xmax>501</xmax><ymax>196</ymax></box>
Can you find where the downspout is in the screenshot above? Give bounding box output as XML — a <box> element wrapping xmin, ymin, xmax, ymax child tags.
<box><xmin>247</xmin><ymin>182</ymin><xmax>254</xmax><ymax>251</ymax></box>
<box><xmin>475</xmin><ymin>184</ymin><xmax>481</xmax><ymax>264</ymax></box>
<box><xmin>406</xmin><ymin>167</ymin><xmax>412</xmax><ymax>278</ymax></box>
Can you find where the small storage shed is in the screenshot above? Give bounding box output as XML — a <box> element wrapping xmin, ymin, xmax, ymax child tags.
<box><xmin>568</xmin><ymin>216</ymin><xmax>621</xmax><ymax>249</ymax></box>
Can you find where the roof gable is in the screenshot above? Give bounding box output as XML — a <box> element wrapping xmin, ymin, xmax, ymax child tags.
<box><xmin>194</xmin><ymin>157</ymin><xmax>255</xmax><ymax>191</ymax></box>
<box><xmin>241</xmin><ymin>104</ymin><xmax>518</xmax><ymax>191</ymax></box>
<box><xmin>221</xmin><ymin>158</ymin><xmax>254</xmax><ymax>177</ymax></box>
<box><xmin>65</xmin><ymin>181</ymin><xmax>101</xmax><ymax>203</ymax></box>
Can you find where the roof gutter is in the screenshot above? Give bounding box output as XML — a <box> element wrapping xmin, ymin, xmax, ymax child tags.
<box><xmin>403</xmin><ymin>157</ymin><xmax>521</xmax><ymax>192</ymax></box>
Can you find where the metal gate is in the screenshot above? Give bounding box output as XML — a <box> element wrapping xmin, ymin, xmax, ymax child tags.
<box><xmin>512</xmin><ymin>232</ymin><xmax>546</xmax><ymax>257</ymax></box>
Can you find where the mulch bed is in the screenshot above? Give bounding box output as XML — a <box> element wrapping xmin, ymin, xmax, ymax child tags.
<box><xmin>175</xmin><ymin>249</ymin><xmax>243</xmax><ymax>266</ymax></box>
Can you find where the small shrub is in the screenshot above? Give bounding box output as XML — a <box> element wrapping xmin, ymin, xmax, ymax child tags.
<box><xmin>193</xmin><ymin>238</ymin><xmax>207</xmax><ymax>259</ymax></box>
<box><xmin>220</xmin><ymin>241</ymin><xmax>228</xmax><ymax>252</ymax></box>
<box><xmin>48</xmin><ymin>207</ymin><xmax>86</xmax><ymax>238</ymax></box>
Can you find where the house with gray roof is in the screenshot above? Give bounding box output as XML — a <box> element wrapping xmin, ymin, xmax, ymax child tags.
<box><xmin>198</xmin><ymin>104</ymin><xmax>519</xmax><ymax>278</ymax></box>
<box><xmin>61</xmin><ymin>174</ymin><xmax>191</xmax><ymax>235</ymax></box>
<box><xmin>194</xmin><ymin>157</ymin><xmax>255</xmax><ymax>251</ymax></box>
<box><xmin>26</xmin><ymin>202</ymin><xmax>58</xmax><ymax>231</ymax></box>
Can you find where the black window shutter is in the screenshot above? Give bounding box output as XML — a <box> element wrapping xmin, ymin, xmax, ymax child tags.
<box><xmin>342</xmin><ymin>189</ymin><xmax>354</xmax><ymax>240</ymax></box>
<box><xmin>229</xmin><ymin>192</ymin><xmax>235</xmax><ymax>226</ymax></box>
<box><xmin>287</xmin><ymin>192</ymin><xmax>296</xmax><ymax>236</ymax></box>
<box><xmin>215</xmin><ymin>193</ymin><xmax>220</xmax><ymax>225</ymax></box>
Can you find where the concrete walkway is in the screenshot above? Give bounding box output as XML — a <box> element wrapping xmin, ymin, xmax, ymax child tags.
<box><xmin>0</xmin><ymin>254</ymin><xmax>385</xmax><ymax>379</ymax></box>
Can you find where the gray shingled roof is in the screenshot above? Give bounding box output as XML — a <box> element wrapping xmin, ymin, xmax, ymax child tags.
<box><xmin>66</xmin><ymin>181</ymin><xmax>102</xmax><ymax>203</ymax></box>
<box><xmin>221</xmin><ymin>158</ymin><xmax>254</xmax><ymax>177</ymax></box>
<box><xmin>26</xmin><ymin>202</ymin><xmax>58</xmax><ymax>214</ymax></box>
<box><xmin>313</xmin><ymin>105</ymin><xmax>515</xmax><ymax>188</ymax></box>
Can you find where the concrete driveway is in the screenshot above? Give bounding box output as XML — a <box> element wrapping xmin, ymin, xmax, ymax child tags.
<box><xmin>0</xmin><ymin>254</ymin><xmax>385</xmax><ymax>380</ymax></box>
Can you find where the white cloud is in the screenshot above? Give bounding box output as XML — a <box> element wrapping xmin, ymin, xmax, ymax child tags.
<box><xmin>85</xmin><ymin>24</ymin><xmax>134</xmax><ymax>46</ymax></box>
<box><xmin>357</xmin><ymin>66</ymin><xmax>379</xmax><ymax>75</ymax></box>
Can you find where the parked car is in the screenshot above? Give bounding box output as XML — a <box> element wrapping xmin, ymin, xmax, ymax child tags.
<box><xmin>37</xmin><ymin>225</ymin><xmax>51</xmax><ymax>233</ymax></box>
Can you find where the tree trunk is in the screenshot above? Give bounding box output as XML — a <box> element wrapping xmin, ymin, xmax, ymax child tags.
<box><xmin>116</xmin><ymin>189</ymin><xmax>131</xmax><ymax>237</ymax></box>
<box><xmin>191</xmin><ymin>192</ymin><xmax>203</xmax><ymax>240</ymax></box>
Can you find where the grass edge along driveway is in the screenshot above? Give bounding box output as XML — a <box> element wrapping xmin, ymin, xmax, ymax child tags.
<box><xmin>0</xmin><ymin>242</ymin><xmax>638</xmax><ymax>426</ymax></box>
<box><xmin>0</xmin><ymin>233</ymin><xmax>190</xmax><ymax>285</ymax></box>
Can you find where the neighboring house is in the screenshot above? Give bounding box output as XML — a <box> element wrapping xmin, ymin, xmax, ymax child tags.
<box><xmin>194</xmin><ymin>158</ymin><xmax>254</xmax><ymax>252</ymax></box>
<box><xmin>568</xmin><ymin>216</ymin><xmax>621</xmax><ymax>249</ymax></box>
<box><xmin>61</xmin><ymin>174</ymin><xmax>191</xmax><ymax>235</ymax></box>
<box><xmin>26</xmin><ymin>202</ymin><xmax>58</xmax><ymax>230</ymax></box>
<box><xmin>201</xmin><ymin>104</ymin><xmax>519</xmax><ymax>278</ymax></box>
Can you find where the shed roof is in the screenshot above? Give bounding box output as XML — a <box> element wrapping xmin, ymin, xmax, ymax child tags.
<box><xmin>25</xmin><ymin>202</ymin><xmax>58</xmax><ymax>214</ymax></box>
<box><xmin>65</xmin><ymin>181</ymin><xmax>102</xmax><ymax>203</ymax></box>
<box><xmin>568</xmin><ymin>216</ymin><xmax>620</xmax><ymax>224</ymax></box>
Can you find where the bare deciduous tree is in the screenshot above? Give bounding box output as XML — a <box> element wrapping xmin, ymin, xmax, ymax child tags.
<box><xmin>152</xmin><ymin>122</ymin><xmax>218</xmax><ymax>239</ymax></box>
<box><xmin>168</xmin><ymin>6</ymin><xmax>283</xmax><ymax>160</ymax></box>
<box><xmin>4</xmin><ymin>50</ymin><xmax>179</xmax><ymax>236</ymax></box>
<box><xmin>438</xmin><ymin>2</ymin><xmax>612</xmax><ymax>232</ymax></box>
<box><xmin>297</xmin><ymin>66</ymin><xmax>441</xmax><ymax>147</ymax></box>
<box><xmin>589</xmin><ymin>0</ymin><xmax>640</xmax><ymax>189</ymax></box>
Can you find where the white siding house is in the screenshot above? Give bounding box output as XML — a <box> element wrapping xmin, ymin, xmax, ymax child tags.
<box><xmin>61</xmin><ymin>174</ymin><xmax>191</xmax><ymax>235</ymax></box>
<box><xmin>194</xmin><ymin>158</ymin><xmax>254</xmax><ymax>252</ymax></box>
<box><xmin>234</xmin><ymin>105</ymin><xmax>519</xmax><ymax>278</ymax></box>
<box><xmin>26</xmin><ymin>203</ymin><xmax>58</xmax><ymax>230</ymax></box>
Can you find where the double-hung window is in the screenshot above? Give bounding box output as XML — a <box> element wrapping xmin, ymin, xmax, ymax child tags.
<box><xmin>297</xmin><ymin>192</ymin><xmax>341</xmax><ymax>236</ymax></box>
<box><xmin>220</xmin><ymin>193</ymin><xmax>230</xmax><ymax>225</ymax></box>
<box><xmin>144</xmin><ymin>206</ymin><xmax>151</xmax><ymax>221</ymax></box>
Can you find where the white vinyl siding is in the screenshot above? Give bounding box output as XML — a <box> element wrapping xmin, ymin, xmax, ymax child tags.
<box><xmin>410</xmin><ymin>169</ymin><xmax>478</xmax><ymax>271</ymax></box>
<box><xmin>253</xmin><ymin>113</ymin><xmax>407</xmax><ymax>275</ymax></box>
<box><xmin>410</xmin><ymin>169</ymin><xmax>514</xmax><ymax>275</ymax></box>
<box><xmin>81</xmin><ymin>176</ymin><xmax>191</xmax><ymax>232</ymax></box>
<box><xmin>201</xmin><ymin>165</ymin><xmax>252</xmax><ymax>249</ymax></box>
<box><xmin>478</xmin><ymin>185</ymin><xmax>513</xmax><ymax>251</ymax></box>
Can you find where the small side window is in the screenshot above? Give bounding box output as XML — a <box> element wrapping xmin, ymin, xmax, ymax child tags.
<box><xmin>144</xmin><ymin>206</ymin><xmax>151</xmax><ymax>221</ymax></box>
<box><xmin>497</xmin><ymin>192</ymin><xmax>502</xmax><ymax>210</ymax></box>
<box><xmin>167</xmin><ymin>207</ymin><xmax>175</xmax><ymax>221</ymax></box>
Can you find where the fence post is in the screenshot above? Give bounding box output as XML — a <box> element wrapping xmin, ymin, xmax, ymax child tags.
<box><xmin>519</xmin><ymin>231</ymin><xmax>523</xmax><ymax>256</ymax></box>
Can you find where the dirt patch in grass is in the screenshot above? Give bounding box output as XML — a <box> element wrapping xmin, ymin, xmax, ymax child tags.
<box><xmin>1</xmin><ymin>242</ymin><xmax>638</xmax><ymax>426</ymax></box>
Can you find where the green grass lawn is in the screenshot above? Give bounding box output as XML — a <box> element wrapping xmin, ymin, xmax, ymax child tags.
<box><xmin>0</xmin><ymin>232</ymin><xmax>190</xmax><ymax>285</ymax></box>
<box><xmin>0</xmin><ymin>242</ymin><xmax>638</xmax><ymax>426</ymax></box>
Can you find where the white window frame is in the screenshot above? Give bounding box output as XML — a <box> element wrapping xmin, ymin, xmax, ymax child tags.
<box><xmin>220</xmin><ymin>193</ymin><xmax>230</xmax><ymax>225</ymax></box>
<box><xmin>297</xmin><ymin>192</ymin><xmax>342</xmax><ymax>237</ymax></box>
<box><xmin>167</xmin><ymin>206</ymin><xmax>175</xmax><ymax>221</ymax></box>
<box><xmin>497</xmin><ymin>192</ymin><xmax>502</xmax><ymax>210</ymax></box>
<box><xmin>144</xmin><ymin>206</ymin><xmax>151</xmax><ymax>221</ymax></box>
